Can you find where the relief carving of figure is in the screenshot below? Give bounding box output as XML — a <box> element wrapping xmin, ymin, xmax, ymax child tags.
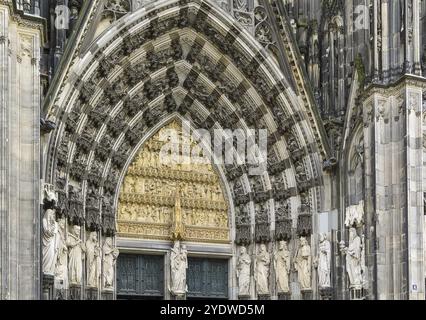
<box><xmin>103</xmin><ymin>237</ymin><xmax>119</xmax><ymax>290</ymax></box>
<box><xmin>255</xmin><ymin>244</ymin><xmax>270</xmax><ymax>295</ymax></box>
<box><xmin>345</xmin><ymin>201</ymin><xmax>364</xmax><ymax>227</ymax></box>
<box><xmin>294</xmin><ymin>237</ymin><xmax>312</xmax><ymax>291</ymax></box>
<box><xmin>123</xmin><ymin>175</ymin><xmax>135</xmax><ymax>193</ymax></box>
<box><xmin>236</xmin><ymin>246</ymin><xmax>251</xmax><ymax>296</ymax></box>
<box><xmin>42</xmin><ymin>208</ymin><xmax>58</xmax><ymax>275</ymax></box>
<box><xmin>317</xmin><ymin>233</ymin><xmax>331</xmax><ymax>288</ymax></box>
<box><xmin>42</xmin><ymin>185</ymin><xmax>58</xmax><ymax>275</ymax></box>
<box><xmin>274</xmin><ymin>241</ymin><xmax>291</xmax><ymax>294</ymax></box>
<box><xmin>67</xmin><ymin>225</ymin><xmax>86</xmax><ymax>285</ymax></box>
<box><xmin>340</xmin><ymin>228</ymin><xmax>362</xmax><ymax>289</ymax></box>
<box><xmin>54</xmin><ymin>217</ymin><xmax>68</xmax><ymax>288</ymax></box>
<box><xmin>86</xmin><ymin>232</ymin><xmax>101</xmax><ymax>288</ymax></box>
<box><xmin>170</xmin><ymin>241</ymin><xmax>188</xmax><ymax>296</ymax></box>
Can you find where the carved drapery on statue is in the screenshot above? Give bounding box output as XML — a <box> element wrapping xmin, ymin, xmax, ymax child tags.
<box><xmin>236</xmin><ymin>246</ymin><xmax>251</xmax><ymax>297</ymax></box>
<box><xmin>86</xmin><ymin>232</ymin><xmax>101</xmax><ymax>288</ymax></box>
<box><xmin>102</xmin><ymin>237</ymin><xmax>119</xmax><ymax>290</ymax></box>
<box><xmin>274</xmin><ymin>240</ymin><xmax>291</xmax><ymax>294</ymax></box>
<box><xmin>67</xmin><ymin>225</ymin><xmax>86</xmax><ymax>286</ymax></box>
<box><xmin>170</xmin><ymin>241</ymin><xmax>188</xmax><ymax>297</ymax></box>
<box><xmin>294</xmin><ymin>237</ymin><xmax>312</xmax><ymax>291</ymax></box>
<box><xmin>340</xmin><ymin>227</ymin><xmax>363</xmax><ymax>290</ymax></box>
<box><xmin>255</xmin><ymin>244</ymin><xmax>270</xmax><ymax>296</ymax></box>
<box><xmin>117</xmin><ymin>120</ymin><xmax>230</xmax><ymax>243</ymax></box>
<box><xmin>42</xmin><ymin>184</ymin><xmax>58</xmax><ymax>275</ymax></box>
<box><xmin>317</xmin><ymin>234</ymin><xmax>331</xmax><ymax>288</ymax></box>
<box><xmin>55</xmin><ymin>217</ymin><xmax>68</xmax><ymax>290</ymax></box>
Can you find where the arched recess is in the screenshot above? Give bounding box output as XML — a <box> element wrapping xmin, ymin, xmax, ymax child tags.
<box><xmin>43</xmin><ymin>0</ymin><xmax>329</xmax><ymax>298</ymax></box>
<box><xmin>116</xmin><ymin>115</ymin><xmax>234</xmax><ymax>244</ymax></box>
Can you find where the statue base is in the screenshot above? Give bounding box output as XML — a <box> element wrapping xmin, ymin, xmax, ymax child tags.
<box><xmin>54</xmin><ymin>288</ymin><xmax>66</xmax><ymax>300</ymax></box>
<box><xmin>69</xmin><ymin>285</ymin><xmax>82</xmax><ymax>300</ymax></box>
<box><xmin>257</xmin><ymin>294</ymin><xmax>270</xmax><ymax>300</ymax></box>
<box><xmin>86</xmin><ymin>287</ymin><xmax>99</xmax><ymax>300</ymax></box>
<box><xmin>319</xmin><ymin>287</ymin><xmax>333</xmax><ymax>300</ymax></box>
<box><xmin>102</xmin><ymin>290</ymin><xmax>114</xmax><ymax>300</ymax></box>
<box><xmin>277</xmin><ymin>292</ymin><xmax>291</xmax><ymax>300</ymax></box>
<box><xmin>350</xmin><ymin>288</ymin><xmax>365</xmax><ymax>300</ymax></box>
<box><xmin>42</xmin><ymin>274</ymin><xmax>54</xmax><ymax>300</ymax></box>
<box><xmin>301</xmin><ymin>290</ymin><xmax>313</xmax><ymax>300</ymax></box>
<box><xmin>171</xmin><ymin>292</ymin><xmax>186</xmax><ymax>300</ymax></box>
<box><xmin>238</xmin><ymin>295</ymin><xmax>251</xmax><ymax>300</ymax></box>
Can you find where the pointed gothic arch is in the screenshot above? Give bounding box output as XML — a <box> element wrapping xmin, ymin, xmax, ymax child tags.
<box><xmin>42</xmin><ymin>0</ymin><xmax>332</xmax><ymax>299</ymax></box>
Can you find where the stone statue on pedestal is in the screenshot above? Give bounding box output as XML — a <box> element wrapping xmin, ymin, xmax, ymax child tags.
<box><xmin>67</xmin><ymin>225</ymin><xmax>86</xmax><ymax>285</ymax></box>
<box><xmin>317</xmin><ymin>233</ymin><xmax>331</xmax><ymax>288</ymax></box>
<box><xmin>274</xmin><ymin>240</ymin><xmax>291</xmax><ymax>294</ymax></box>
<box><xmin>86</xmin><ymin>232</ymin><xmax>101</xmax><ymax>288</ymax></box>
<box><xmin>103</xmin><ymin>237</ymin><xmax>119</xmax><ymax>290</ymax></box>
<box><xmin>42</xmin><ymin>185</ymin><xmax>58</xmax><ymax>275</ymax></box>
<box><xmin>255</xmin><ymin>244</ymin><xmax>270</xmax><ymax>295</ymax></box>
<box><xmin>236</xmin><ymin>246</ymin><xmax>251</xmax><ymax>296</ymax></box>
<box><xmin>340</xmin><ymin>228</ymin><xmax>362</xmax><ymax>289</ymax></box>
<box><xmin>294</xmin><ymin>237</ymin><xmax>312</xmax><ymax>290</ymax></box>
<box><xmin>170</xmin><ymin>241</ymin><xmax>188</xmax><ymax>296</ymax></box>
<box><xmin>54</xmin><ymin>217</ymin><xmax>68</xmax><ymax>288</ymax></box>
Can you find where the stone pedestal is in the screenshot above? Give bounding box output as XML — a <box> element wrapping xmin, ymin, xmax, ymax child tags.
<box><xmin>301</xmin><ymin>290</ymin><xmax>313</xmax><ymax>300</ymax></box>
<box><xmin>238</xmin><ymin>295</ymin><xmax>251</xmax><ymax>300</ymax></box>
<box><xmin>86</xmin><ymin>287</ymin><xmax>99</xmax><ymax>300</ymax></box>
<box><xmin>350</xmin><ymin>288</ymin><xmax>365</xmax><ymax>300</ymax></box>
<box><xmin>257</xmin><ymin>294</ymin><xmax>270</xmax><ymax>300</ymax></box>
<box><xmin>42</xmin><ymin>274</ymin><xmax>54</xmax><ymax>300</ymax></box>
<box><xmin>277</xmin><ymin>292</ymin><xmax>291</xmax><ymax>300</ymax></box>
<box><xmin>172</xmin><ymin>294</ymin><xmax>186</xmax><ymax>300</ymax></box>
<box><xmin>319</xmin><ymin>287</ymin><xmax>333</xmax><ymax>300</ymax></box>
<box><xmin>69</xmin><ymin>285</ymin><xmax>82</xmax><ymax>300</ymax></box>
<box><xmin>55</xmin><ymin>289</ymin><xmax>66</xmax><ymax>300</ymax></box>
<box><xmin>102</xmin><ymin>290</ymin><xmax>114</xmax><ymax>300</ymax></box>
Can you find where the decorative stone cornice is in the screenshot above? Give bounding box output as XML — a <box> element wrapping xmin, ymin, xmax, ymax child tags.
<box><xmin>361</xmin><ymin>74</ymin><xmax>426</xmax><ymax>100</ymax></box>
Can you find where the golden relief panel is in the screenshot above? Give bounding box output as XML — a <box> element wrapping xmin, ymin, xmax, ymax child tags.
<box><xmin>117</xmin><ymin>120</ymin><xmax>230</xmax><ymax>243</ymax></box>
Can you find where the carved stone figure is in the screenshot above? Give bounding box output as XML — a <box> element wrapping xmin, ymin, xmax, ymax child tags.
<box><xmin>274</xmin><ymin>241</ymin><xmax>291</xmax><ymax>294</ymax></box>
<box><xmin>170</xmin><ymin>241</ymin><xmax>188</xmax><ymax>296</ymax></box>
<box><xmin>171</xmin><ymin>189</ymin><xmax>185</xmax><ymax>240</ymax></box>
<box><xmin>236</xmin><ymin>246</ymin><xmax>251</xmax><ymax>296</ymax></box>
<box><xmin>86</xmin><ymin>232</ymin><xmax>101</xmax><ymax>288</ymax></box>
<box><xmin>54</xmin><ymin>217</ymin><xmax>68</xmax><ymax>288</ymax></box>
<box><xmin>294</xmin><ymin>237</ymin><xmax>312</xmax><ymax>290</ymax></box>
<box><xmin>42</xmin><ymin>185</ymin><xmax>58</xmax><ymax>275</ymax></box>
<box><xmin>103</xmin><ymin>237</ymin><xmax>119</xmax><ymax>289</ymax></box>
<box><xmin>67</xmin><ymin>225</ymin><xmax>86</xmax><ymax>285</ymax></box>
<box><xmin>345</xmin><ymin>201</ymin><xmax>364</xmax><ymax>227</ymax></box>
<box><xmin>255</xmin><ymin>244</ymin><xmax>270</xmax><ymax>295</ymax></box>
<box><xmin>340</xmin><ymin>228</ymin><xmax>362</xmax><ymax>289</ymax></box>
<box><xmin>318</xmin><ymin>234</ymin><xmax>331</xmax><ymax>288</ymax></box>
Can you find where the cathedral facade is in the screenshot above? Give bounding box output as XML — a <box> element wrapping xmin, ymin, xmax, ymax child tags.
<box><xmin>0</xmin><ymin>0</ymin><xmax>425</xmax><ymax>300</ymax></box>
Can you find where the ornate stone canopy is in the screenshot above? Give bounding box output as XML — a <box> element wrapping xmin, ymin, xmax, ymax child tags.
<box><xmin>43</xmin><ymin>0</ymin><xmax>328</xmax><ymax>243</ymax></box>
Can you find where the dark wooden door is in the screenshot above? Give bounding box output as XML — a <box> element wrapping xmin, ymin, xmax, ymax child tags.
<box><xmin>117</xmin><ymin>254</ymin><xmax>164</xmax><ymax>299</ymax></box>
<box><xmin>187</xmin><ymin>257</ymin><xmax>229</xmax><ymax>299</ymax></box>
